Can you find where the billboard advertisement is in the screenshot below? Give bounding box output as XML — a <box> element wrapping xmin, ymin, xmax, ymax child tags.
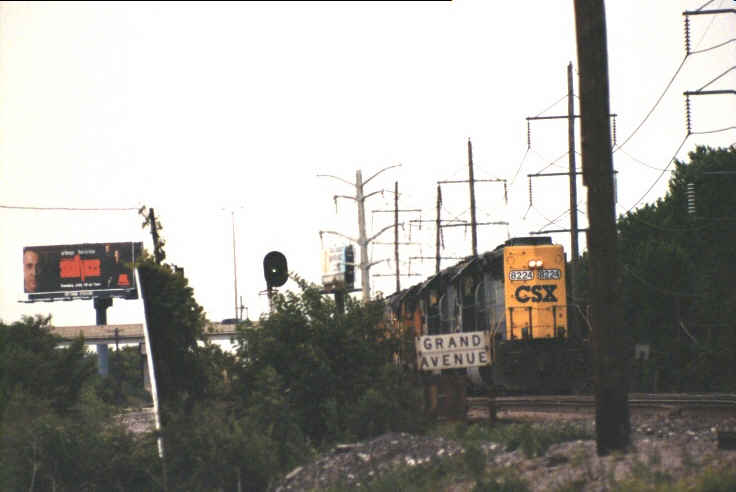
<box><xmin>23</xmin><ymin>242</ymin><xmax>143</xmax><ymax>301</ymax></box>
<box><xmin>321</xmin><ymin>245</ymin><xmax>354</xmax><ymax>290</ymax></box>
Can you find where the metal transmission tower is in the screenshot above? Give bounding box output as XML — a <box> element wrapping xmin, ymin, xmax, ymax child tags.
<box><xmin>318</xmin><ymin>165</ymin><xmax>402</xmax><ymax>301</ymax></box>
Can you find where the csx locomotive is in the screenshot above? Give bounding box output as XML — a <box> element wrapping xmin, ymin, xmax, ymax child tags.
<box><xmin>384</xmin><ymin>236</ymin><xmax>589</xmax><ymax>394</ymax></box>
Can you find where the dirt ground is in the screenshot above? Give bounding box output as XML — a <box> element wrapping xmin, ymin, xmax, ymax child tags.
<box><xmin>273</xmin><ymin>408</ymin><xmax>736</xmax><ymax>491</ymax></box>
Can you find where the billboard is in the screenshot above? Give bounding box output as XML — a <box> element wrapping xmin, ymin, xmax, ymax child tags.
<box><xmin>321</xmin><ymin>245</ymin><xmax>354</xmax><ymax>290</ymax></box>
<box><xmin>23</xmin><ymin>242</ymin><xmax>143</xmax><ymax>301</ymax></box>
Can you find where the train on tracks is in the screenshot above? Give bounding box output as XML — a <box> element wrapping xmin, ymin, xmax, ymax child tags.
<box><xmin>383</xmin><ymin>236</ymin><xmax>590</xmax><ymax>394</ymax></box>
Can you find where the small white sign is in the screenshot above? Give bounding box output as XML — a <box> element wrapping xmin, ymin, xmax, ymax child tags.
<box><xmin>416</xmin><ymin>330</ymin><xmax>491</xmax><ymax>370</ymax></box>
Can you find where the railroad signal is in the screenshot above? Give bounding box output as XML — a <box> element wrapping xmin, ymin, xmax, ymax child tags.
<box><xmin>263</xmin><ymin>251</ymin><xmax>288</xmax><ymax>288</ymax></box>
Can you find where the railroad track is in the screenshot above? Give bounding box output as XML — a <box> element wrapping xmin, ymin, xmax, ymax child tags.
<box><xmin>468</xmin><ymin>393</ymin><xmax>736</xmax><ymax>414</ymax></box>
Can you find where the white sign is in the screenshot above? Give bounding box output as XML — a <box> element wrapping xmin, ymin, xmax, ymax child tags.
<box><xmin>416</xmin><ymin>330</ymin><xmax>491</xmax><ymax>370</ymax></box>
<box><xmin>321</xmin><ymin>245</ymin><xmax>354</xmax><ymax>289</ymax></box>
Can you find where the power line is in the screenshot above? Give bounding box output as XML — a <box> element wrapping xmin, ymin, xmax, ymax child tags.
<box><xmin>695</xmin><ymin>0</ymin><xmax>718</xmax><ymax>11</ymax></box>
<box><xmin>625</xmin><ymin>133</ymin><xmax>691</xmax><ymax>213</ymax></box>
<box><xmin>692</xmin><ymin>0</ymin><xmax>725</xmax><ymax>48</ymax></box>
<box><xmin>690</xmin><ymin>37</ymin><xmax>736</xmax><ymax>55</ymax></box>
<box><xmin>0</xmin><ymin>204</ymin><xmax>138</xmax><ymax>212</ymax></box>
<box><xmin>696</xmin><ymin>65</ymin><xmax>736</xmax><ymax>92</ymax></box>
<box><xmin>508</xmin><ymin>148</ymin><xmax>530</xmax><ymax>186</ymax></box>
<box><xmin>613</xmin><ymin>56</ymin><xmax>688</xmax><ymax>153</ymax></box>
<box><xmin>691</xmin><ymin>125</ymin><xmax>736</xmax><ymax>135</ymax></box>
<box><xmin>530</xmin><ymin>149</ymin><xmax>570</xmax><ymax>175</ymax></box>
<box><xmin>531</xmin><ymin>93</ymin><xmax>568</xmax><ymax>118</ymax></box>
<box><xmin>617</xmin><ymin>147</ymin><xmax>669</xmax><ymax>172</ymax></box>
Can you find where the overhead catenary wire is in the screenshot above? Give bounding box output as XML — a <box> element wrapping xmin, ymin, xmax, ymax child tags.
<box><xmin>696</xmin><ymin>65</ymin><xmax>736</xmax><ymax>92</ymax></box>
<box><xmin>617</xmin><ymin>147</ymin><xmax>669</xmax><ymax>172</ymax></box>
<box><xmin>690</xmin><ymin>37</ymin><xmax>736</xmax><ymax>55</ymax></box>
<box><xmin>509</xmin><ymin>148</ymin><xmax>530</xmax><ymax>186</ymax></box>
<box><xmin>625</xmin><ymin>133</ymin><xmax>691</xmax><ymax>214</ymax></box>
<box><xmin>692</xmin><ymin>0</ymin><xmax>726</xmax><ymax>46</ymax></box>
<box><xmin>613</xmin><ymin>56</ymin><xmax>688</xmax><ymax>153</ymax></box>
<box><xmin>695</xmin><ymin>0</ymin><xmax>718</xmax><ymax>11</ymax></box>
<box><xmin>691</xmin><ymin>125</ymin><xmax>736</xmax><ymax>135</ymax></box>
<box><xmin>530</xmin><ymin>149</ymin><xmax>570</xmax><ymax>175</ymax></box>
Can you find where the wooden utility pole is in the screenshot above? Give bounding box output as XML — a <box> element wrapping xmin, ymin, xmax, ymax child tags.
<box><xmin>567</xmin><ymin>62</ymin><xmax>580</xmax><ymax>306</ymax></box>
<box><xmin>468</xmin><ymin>139</ymin><xmax>478</xmax><ymax>256</ymax></box>
<box><xmin>370</xmin><ymin>182</ymin><xmax>421</xmax><ymax>293</ymax></box>
<box><xmin>436</xmin><ymin>185</ymin><xmax>442</xmax><ymax>273</ymax></box>
<box><xmin>394</xmin><ymin>182</ymin><xmax>400</xmax><ymax>292</ymax></box>
<box><xmin>438</xmin><ymin>140</ymin><xmax>508</xmax><ymax>258</ymax></box>
<box><xmin>146</xmin><ymin>208</ymin><xmax>164</xmax><ymax>265</ymax></box>
<box><xmin>409</xmin><ymin>186</ymin><xmax>468</xmax><ymax>273</ymax></box>
<box><xmin>525</xmin><ymin>64</ymin><xmax>620</xmax><ymax>339</ymax></box>
<box><xmin>574</xmin><ymin>0</ymin><xmax>630</xmax><ymax>455</ymax></box>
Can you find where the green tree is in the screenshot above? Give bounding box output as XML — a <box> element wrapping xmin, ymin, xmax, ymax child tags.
<box><xmin>136</xmin><ymin>254</ymin><xmax>207</xmax><ymax>412</ymax></box>
<box><xmin>233</xmin><ymin>278</ymin><xmax>425</xmax><ymax>447</ymax></box>
<box><xmin>617</xmin><ymin>145</ymin><xmax>736</xmax><ymax>391</ymax></box>
<box><xmin>0</xmin><ymin>316</ymin><xmax>96</xmax><ymax>418</ymax></box>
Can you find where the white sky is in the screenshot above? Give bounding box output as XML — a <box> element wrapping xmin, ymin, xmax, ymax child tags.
<box><xmin>1</xmin><ymin>1</ymin><xmax>734</xmax><ymax>326</ymax></box>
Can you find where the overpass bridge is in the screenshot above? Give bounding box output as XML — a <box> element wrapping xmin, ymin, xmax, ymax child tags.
<box><xmin>50</xmin><ymin>322</ymin><xmax>244</xmax><ymax>348</ymax></box>
<box><xmin>50</xmin><ymin>322</ymin><xmax>248</xmax><ymax>376</ymax></box>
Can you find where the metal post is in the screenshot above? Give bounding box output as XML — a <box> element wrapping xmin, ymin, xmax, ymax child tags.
<box><xmin>94</xmin><ymin>296</ymin><xmax>112</xmax><ymax>376</ymax></box>
<box><xmin>357</xmin><ymin>170</ymin><xmax>370</xmax><ymax>300</ymax></box>
<box><xmin>232</xmin><ymin>211</ymin><xmax>239</xmax><ymax>321</ymax></box>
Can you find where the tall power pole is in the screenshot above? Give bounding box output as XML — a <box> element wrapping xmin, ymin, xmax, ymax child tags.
<box><xmin>526</xmin><ymin>64</ymin><xmax>617</xmax><ymax>338</ymax></box>
<box><xmin>574</xmin><ymin>0</ymin><xmax>630</xmax><ymax>455</ymax></box>
<box><xmin>468</xmin><ymin>140</ymin><xmax>478</xmax><ymax>256</ymax></box>
<box><xmin>409</xmin><ymin>185</ymin><xmax>467</xmax><ymax>273</ymax></box>
<box><xmin>436</xmin><ymin>185</ymin><xmax>442</xmax><ymax>273</ymax></box>
<box><xmin>318</xmin><ymin>165</ymin><xmax>402</xmax><ymax>301</ymax></box>
<box><xmin>567</xmin><ymin>62</ymin><xmax>580</xmax><ymax>291</ymax></box>
<box><xmin>395</xmin><ymin>182</ymin><xmax>400</xmax><ymax>292</ymax></box>
<box><xmin>370</xmin><ymin>182</ymin><xmax>422</xmax><ymax>293</ymax></box>
<box><xmin>438</xmin><ymin>140</ymin><xmax>508</xmax><ymax>258</ymax></box>
<box><xmin>141</xmin><ymin>207</ymin><xmax>165</xmax><ymax>265</ymax></box>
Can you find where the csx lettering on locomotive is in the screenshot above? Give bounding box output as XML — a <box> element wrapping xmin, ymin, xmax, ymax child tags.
<box><xmin>514</xmin><ymin>284</ymin><xmax>557</xmax><ymax>303</ymax></box>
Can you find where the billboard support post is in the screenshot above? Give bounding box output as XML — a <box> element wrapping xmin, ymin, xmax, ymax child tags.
<box><xmin>335</xmin><ymin>290</ymin><xmax>345</xmax><ymax>316</ymax></box>
<box><xmin>94</xmin><ymin>296</ymin><xmax>113</xmax><ymax>324</ymax></box>
<box><xmin>94</xmin><ymin>296</ymin><xmax>113</xmax><ymax>377</ymax></box>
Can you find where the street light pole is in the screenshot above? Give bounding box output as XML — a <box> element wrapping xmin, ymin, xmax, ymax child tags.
<box><xmin>231</xmin><ymin>211</ymin><xmax>238</xmax><ymax>321</ymax></box>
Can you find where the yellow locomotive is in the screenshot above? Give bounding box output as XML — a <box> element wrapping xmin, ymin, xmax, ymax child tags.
<box><xmin>385</xmin><ymin>236</ymin><xmax>588</xmax><ymax>394</ymax></box>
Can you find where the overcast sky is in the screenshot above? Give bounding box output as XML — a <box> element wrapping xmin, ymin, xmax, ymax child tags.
<box><xmin>1</xmin><ymin>1</ymin><xmax>734</xmax><ymax>326</ymax></box>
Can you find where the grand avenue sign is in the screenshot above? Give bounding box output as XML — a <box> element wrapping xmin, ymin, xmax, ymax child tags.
<box><xmin>416</xmin><ymin>331</ymin><xmax>491</xmax><ymax>371</ymax></box>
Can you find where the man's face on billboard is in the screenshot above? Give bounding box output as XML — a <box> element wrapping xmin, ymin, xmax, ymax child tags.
<box><xmin>23</xmin><ymin>250</ymin><xmax>40</xmax><ymax>292</ymax></box>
